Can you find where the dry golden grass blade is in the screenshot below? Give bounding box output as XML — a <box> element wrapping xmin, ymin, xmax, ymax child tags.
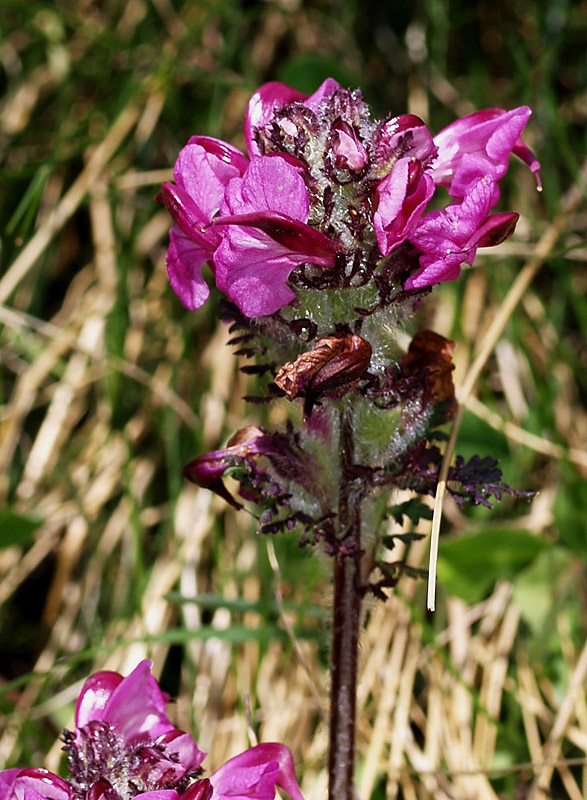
<box><xmin>357</xmin><ymin>601</ymin><xmax>398</xmax><ymax>709</ymax></box>
<box><xmin>558</xmin><ymin>613</ymin><xmax>587</xmax><ymax>742</ymax></box>
<box><xmin>556</xmin><ymin>764</ymin><xmax>584</xmax><ymax>800</ymax></box>
<box><xmin>473</xmin><ymin>602</ymin><xmax>520</xmax><ymax>766</ymax></box>
<box><xmin>465</xmin><ymin>394</ymin><xmax>587</xmax><ymax>470</ymax></box>
<box><xmin>0</xmin><ymin>103</ymin><xmax>139</xmax><ymax>305</ymax></box>
<box><xmin>402</xmin><ymin>737</ymin><xmax>455</xmax><ymax>800</ymax></box>
<box><xmin>442</xmin><ymin>600</ymin><xmax>475</xmax><ymax>788</ymax></box>
<box><xmin>0</xmin><ymin>510</ymin><xmax>77</xmax><ymax>607</ymax></box>
<box><xmin>517</xmin><ymin>657</ymin><xmax>548</xmax><ymax>764</ymax></box>
<box><xmin>359</xmin><ymin>600</ymin><xmax>410</xmax><ymax>800</ymax></box>
<box><xmin>1</xmin><ymin>63</ymin><xmax>57</xmax><ymax>137</ymax></box>
<box><xmin>116</xmin><ymin>168</ymin><xmax>174</xmax><ymax>191</ymax></box>
<box><xmin>427</xmin><ymin>157</ymin><xmax>587</xmax><ymax>611</ymax></box>
<box><xmin>0</xmin><ymin>326</ymin><xmax>76</xmax><ymax>480</ymax></box>
<box><xmin>17</xmin><ymin>341</ymin><xmax>95</xmax><ymax>499</ymax></box>
<box><xmin>527</xmin><ymin>637</ymin><xmax>587</xmax><ymax>798</ymax></box>
<box><xmin>41</xmin><ymin>516</ymin><xmax>88</xmax><ymax>629</ymax></box>
<box><xmin>89</xmin><ymin>173</ymin><xmax>118</xmax><ymax>298</ymax></box>
<box><xmin>0</xmin><ymin>303</ymin><xmax>199</xmax><ymax>429</ymax></box>
<box><xmin>387</xmin><ymin>627</ymin><xmax>421</xmax><ymax>800</ymax></box>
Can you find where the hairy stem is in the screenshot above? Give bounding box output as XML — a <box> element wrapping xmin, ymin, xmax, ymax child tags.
<box><xmin>328</xmin><ymin>406</ymin><xmax>363</xmax><ymax>800</ymax></box>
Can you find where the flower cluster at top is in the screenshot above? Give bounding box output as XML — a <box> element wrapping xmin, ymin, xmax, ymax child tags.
<box><xmin>158</xmin><ymin>77</ymin><xmax>540</xmax><ymax>320</ymax></box>
<box><xmin>1</xmin><ymin>661</ymin><xmax>304</xmax><ymax>800</ymax></box>
<box><xmin>157</xmin><ymin>78</ymin><xmax>539</xmax><ymax>574</ymax></box>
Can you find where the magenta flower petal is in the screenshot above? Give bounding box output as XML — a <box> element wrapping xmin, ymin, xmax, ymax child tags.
<box><xmin>467</xmin><ymin>211</ymin><xmax>519</xmax><ymax>249</ymax></box>
<box><xmin>511</xmin><ymin>140</ymin><xmax>542</xmax><ymax>188</ymax></box>
<box><xmin>187</xmin><ymin>136</ymin><xmax>249</xmax><ymax>174</ymax></box>
<box><xmin>304</xmin><ymin>77</ymin><xmax>343</xmax><ymax>110</ymax></box>
<box><xmin>214</xmin><ymin>230</ymin><xmax>305</xmax><ymax>317</ymax></box>
<box><xmin>245</xmin><ymin>82</ymin><xmax>308</xmax><ymax>156</ymax></box>
<box><xmin>371</xmin><ymin>115</ymin><xmax>437</xmax><ymax>178</ymax></box>
<box><xmin>66</xmin><ymin>662</ymin><xmax>205</xmax><ymax>798</ymax></box>
<box><xmin>153</xmin><ymin>729</ymin><xmax>206</xmax><ymax>774</ymax></box>
<box><xmin>159</xmin><ymin>137</ymin><xmax>246</xmax><ymax>249</ymax></box>
<box><xmin>158</xmin><ymin>136</ymin><xmax>249</xmax><ymax>311</ymax></box>
<box><xmin>331</xmin><ymin>121</ymin><xmax>368</xmax><ymax>171</ymax></box>
<box><xmin>223</xmin><ymin>156</ymin><xmax>309</xmax><ymax>219</ymax></box>
<box><xmin>404</xmin><ymin>250</ymin><xmax>465</xmax><ymax>290</ymax></box>
<box><xmin>166</xmin><ymin>225</ymin><xmax>211</xmax><ymax>311</ymax></box>
<box><xmin>406</xmin><ymin>176</ymin><xmax>499</xmax><ymax>289</ymax></box>
<box><xmin>209</xmin><ymin>744</ymin><xmax>305</xmax><ymax>800</ymax></box>
<box><xmin>374</xmin><ymin>158</ymin><xmax>435</xmax><ymax>255</ymax></box>
<box><xmin>0</xmin><ymin>770</ymin><xmax>73</xmax><ymax>800</ymax></box>
<box><xmin>91</xmin><ymin>791</ymin><xmax>179</xmax><ymax>800</ymax></box>
<box><xmin>97</xmin><ymin>660</ymin><xmax>173</xmax><ymax>741</ymax></box>
<box><xmin>431</xmin><ymin>106</ymin><xmax>541</xmax><ymax>194</ymax></box>
<box><xmin>174</xmin><ymin>141</ymin><xmax>246</xmax><ymax>221</ymax></box>
<box><xmin>213</xmin><ymin>212</ymin><xmax>340</xmax><ymax>266</ymax></box>
<box><xmin>447</xmin><ymin>153</ymin><xmax>501</xmax><ymax>207</ymax></box>
<box><xmin>214</xmin><ymin>156</ymin><xmax>338</xmax><ymax>316</ymax></box>
<box><xmin>182</xmin><ymin>781</ymin><xmax>213</xmax><ymax>800</ymax></box>
<box><xmin>158</xmin><ymin>182</ymin><xmax>219</xmax><ymax>250</ymax></box>
<box><xmin>75</xmin><ymin>670</ymin><xmax>124</xmax><ymax>727</ymax></box>
<box><xmin>0</xmin><ymin>769</ymin><xmax>21</xmax><ymax>799</ymax></box>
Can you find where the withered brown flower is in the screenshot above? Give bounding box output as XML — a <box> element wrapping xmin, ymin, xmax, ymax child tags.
<box><xmin>275</xmin><ymin>333</ymin><xmax>372</xmax><ymax>417</ymax></box>
<box><xmin>401</xmin><ymin>330</ymin><xmax>456</xmax><ymax>416</ymax></box>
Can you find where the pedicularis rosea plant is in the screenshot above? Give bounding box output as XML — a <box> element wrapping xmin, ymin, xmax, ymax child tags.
<box><xmin>157</xmin><ymin>78</ymin><xmax>541</xmax><ymax>800</ymax></box>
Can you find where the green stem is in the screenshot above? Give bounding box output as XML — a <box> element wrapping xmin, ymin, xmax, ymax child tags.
<box><xmin>328</xmin><ymin>406</ymin><xmax>363</xmax><ymax>800</ymax></box>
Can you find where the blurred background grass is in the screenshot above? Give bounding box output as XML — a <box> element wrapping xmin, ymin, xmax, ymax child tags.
<box><xmin>0</xmin><ymin>0</ymin><xmax>586</xmax><ymax>797</ymax></box>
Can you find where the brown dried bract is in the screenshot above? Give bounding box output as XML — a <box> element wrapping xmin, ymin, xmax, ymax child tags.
<box><xmin>275</xmin><ymin>333</ymin><xmax>372</xmax><ymax>417</ymax></box>
<box><xmin>402</xmin><ymin>330</ymin><xmax>456</xmax><ymax>415</ymax></box>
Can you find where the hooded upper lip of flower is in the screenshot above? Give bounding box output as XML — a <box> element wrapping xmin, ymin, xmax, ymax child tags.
<box><xmin>373</xmin><ymin>157</ymin><xmax>436</xmax><ymax>257</ymax></box>
<box><xmin>429</xmin><ymin>106</ymin><xmax>541</xmax><ymax>196</ymax></box>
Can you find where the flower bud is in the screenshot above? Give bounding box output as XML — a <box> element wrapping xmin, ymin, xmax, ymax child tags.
<box><xmin>182</xmin><ymin>426</ymin><xmax>267</xmax><ymax>508</ymax></box>
<box><xmin>331</xmin><ymin>120</ymin><xmax>368</xmax><ymax>171</ymax></box>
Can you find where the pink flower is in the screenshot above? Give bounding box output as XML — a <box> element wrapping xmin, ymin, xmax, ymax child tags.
<box><xmin>213</xmin><ymin>156</ymin><xmax>340</xmax><ymax>317</ymax></box>
<box><xmin>373</xmin><ymin>157</ymin><xmax>435</xmax><ymax>256</ymax></box>
<box><xmin>3</xmin><ymin>662</ymin><xmax>305</xmax><ymax>800</ymax></box>
<box><xmin>63</xmin><ymin>661</ymin><xmax>204</xmax><ymax>800</ymax></box>
<box><xmin>183</xmin><ymin>424</ymin><xmax>318</xmax><ymax>509</ymax></box>
<box><xmin>74</xmin><ymin>660</ymin><xmax>204</xmax><ymax>770</ymax></box>
<box><xmin>159</xmin><ymin>78</ymin><xmax>540</xmax><ymax>313</ymax></box>
<box><xmin>406</xmin><ymin>177</ymin><xmax>519</xmax><ymax>289</ymax></box>
<box><xmin>331</xmin><ymin>120</ymin><xmax>368</xmax><ymax>171</ymax></box>
<box><xmin>158</xmin><ymin>137</ymin><xmax>248</xmax><ymax>311</ymax></box>
<box><xmin>430</xmin><ymin>106</ymin><xmax>541</xmax><ymax>197</ymax></box>
<box><xmin>208</xmin><ymin>744</ymin><xmax>305</xmax><ymax>800</ymax></box>
<box><xmin>370</xmin><ymin>114</ymin><xmax>437</xmax><ymax>179</ymax></box>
